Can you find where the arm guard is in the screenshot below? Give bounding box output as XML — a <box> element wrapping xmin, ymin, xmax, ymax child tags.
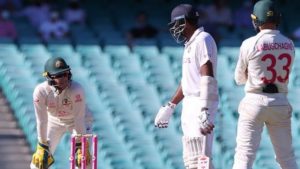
<box><xmin>199</xmin><ymin>76</ymin><xmax>218</xmax><ymax>108</ymax></box>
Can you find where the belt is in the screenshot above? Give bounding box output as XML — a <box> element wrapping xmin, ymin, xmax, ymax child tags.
<box><xmin>262</xmin><ymin>83</ymin><xmax>278</xmax><ymax>93</ymax></box>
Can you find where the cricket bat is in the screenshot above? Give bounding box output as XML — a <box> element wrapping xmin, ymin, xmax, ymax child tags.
<box><xmin>197</xmin><ymin>136</ymin><xmax>210</xmax><ymax>169</ymax></box>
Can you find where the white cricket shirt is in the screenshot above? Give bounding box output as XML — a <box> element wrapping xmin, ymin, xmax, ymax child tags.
<box><xmin>235</xmin><ymin>29</ymin><xmax>295</xmax><ymax>93</ymax></box>
<box><xmin>181</xmin><ymin>27</ymin><xmax>218</xmax><ymax>97</ymax></box>
<box><xmin>33</xmin><ymin>81</ymin><xmax>86</xmax><ymax>142</ymax></box>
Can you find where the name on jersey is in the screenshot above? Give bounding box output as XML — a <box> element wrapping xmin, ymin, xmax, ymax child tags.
<box><xmin>257</xmin><ymin>42</ymin><xmax>294</xmax><ymax>51</ymax></box>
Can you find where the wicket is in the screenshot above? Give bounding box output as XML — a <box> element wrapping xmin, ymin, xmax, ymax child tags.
<box><xmin>70</xmin><ymin>134</ymin><xmax>98</xmax><ymax>169</ymax></box>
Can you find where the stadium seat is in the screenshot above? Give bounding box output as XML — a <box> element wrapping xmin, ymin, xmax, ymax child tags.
<box><xmin>0</xmin><ymin>43</ymin><xmax>19</xmax><ymax>54</ymax></box>
<box><xmin>46</xmin><ymin>38</ymin><xmax>72</xmax><ymax>45</ymax></box>
<box><xmin>1</xmin><ymin>3</ymin><xmax>299</xmax><ymax>167</ymax></box>
<box><xmin>217</xmin><ymin>55</ymin><xmax>236</xmax><ymax>90</ymax></box>
<box><xmin>20</xmin><ymin>44</ymin><xmax>49</xmax><ymax>56</ymax></box>
<box><xmin>219</xmin><ymin>38</ymin><xmax>242</xmax><ymax>47</ymax></box>
<box><xmin>103</xmin><ymin>44</ymin><xmax>131</xmax><ymax>56</ymax></box>
<box><xmin>76</xmin><ymin>44</ymin><xmax>103</xmax><ymax>56</ymax></box>
<box><xmin>219</xmin><ymin>47</ymin><xmax>240</xmax><ymax>67</ymax></box>
<box><xmin>157</xmin><ymin>32</ymin><xmax>180</xmax><ymax>47</ymax></box>
<box><xmin>132</xmin><ymin>45</ymin><xmax>160</xmax><ymax>58</ymax></box>
<box><xmin>161</xmin><ymin>46</ymin><xmax>184</xmax><ymax>59</ymax></box>
<box><xmin>17</xmin><ymin>36</ymin><xmax>42</xmax><ymax>44</ymax></box>
<box><xmin>98</xmin><ymin>30</ymin><xmax>127</xmax><ymax>46</ymax></box>
<box><xmin>0</xmin><ymin>37</ymin><xmax>14</xmax><ymax>44</ymax></box>
<box><xmin>111</xmin><ymin>53</ymin><xmax>142</xmax><ymax>73</ymax></box>
<box><xmin>47</xmin><ymin>44</ymin><xmax>75</xmax><ymax>56</ymax></box>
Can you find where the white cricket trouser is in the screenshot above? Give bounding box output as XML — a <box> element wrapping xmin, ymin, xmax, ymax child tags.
<box><xmin>181</xmin><ymin>96</ymin><xmax>218</xmax><ymax>169</ymax></box>
<box><xmin>232</xmin><ymin>93</ymin><xmax>298</xmax><ymax>169</ymax></box>
<box><xmin>30</xmin><ymin>117</ymin><xmax>93</xmax><ymax>169</ymax></box>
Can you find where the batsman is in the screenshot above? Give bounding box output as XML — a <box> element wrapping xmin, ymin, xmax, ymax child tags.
<box><xmin>154</xmin><ymin>4</ymin><xmax>219</xmax><ymax>169</ymax></box>
<box><xmin>30</xmin><ymin>57</ymin><xmax>93</xmax><ymax>169</ymax></box>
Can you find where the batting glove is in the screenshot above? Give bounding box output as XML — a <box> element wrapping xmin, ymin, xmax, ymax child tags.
<box><xmin>154</xmin><ymin>102</ymin><xmax>176</xmax><ymax>128</ymax></box>
<box><xmin>31</xmin><ymin>142</ymin><xmax>54</xmax><ymax>169</ymax></box>
<box><xmin>198</xmin><ymin>108</ymin><xmax>214</xmax><ymax>135</ymax></box>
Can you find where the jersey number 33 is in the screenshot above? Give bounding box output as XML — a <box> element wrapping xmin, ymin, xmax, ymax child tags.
<box><xmin>261</xmin><ymin>53</ymin><xmax>292</xmax><ymax>84</ymax></box>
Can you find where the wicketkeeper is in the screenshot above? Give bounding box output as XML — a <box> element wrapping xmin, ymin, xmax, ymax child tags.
<box><xmin>30</xmin><ymin>57</ymin><xmax>93</xmax><ymax>169</ymax></box>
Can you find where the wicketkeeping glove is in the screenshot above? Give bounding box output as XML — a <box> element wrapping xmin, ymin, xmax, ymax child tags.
<box><xmin>75</xmin><ymin>142</ymin><xmax>91</xmax><ymax>167</ymax></box>
<box><xmin>31</xmin><ymin>142</ymin><xmax>54</xmax><ymax>169</ymax></box>
<box><xmin>154</xmin><ymin>102</ymin><xmax>176</xmax><ymax>128</ymax></box>
<box><xmin>198</xmin><ymin>108</ymin><xmax>214</xmax><ymax>135</ymax></box>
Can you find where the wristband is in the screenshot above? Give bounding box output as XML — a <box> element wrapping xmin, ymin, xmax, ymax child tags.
<box><xmin>167</xmin><ymin>102</ymin><xmax>176</xmax><ymax>109</ymax></box>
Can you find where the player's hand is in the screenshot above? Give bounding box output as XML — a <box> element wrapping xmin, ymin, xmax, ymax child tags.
<box><xmin>154</xmin><ymin>102</ymin><xmax>176</xmax><ymax>128</ymax></box>
<box><xmin>31</xmin><ymin>142</ymin><xmax>54</xmax><ymax>169</ymax></box>
<box><xmin>75</xmin><ymin>142</ymin><xmax>91</xmax><ymax>167</ymax></box>
<box><xmin>198</xmin><ymin>108</ymin><xmax>214</xmax><ymax>135</ymax></box>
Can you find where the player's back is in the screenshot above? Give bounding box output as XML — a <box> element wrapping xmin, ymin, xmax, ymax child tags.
<box><xmin>243</xmin><ymin>29</ymin><xmax>294</xmax><ymax>93</ymax></box>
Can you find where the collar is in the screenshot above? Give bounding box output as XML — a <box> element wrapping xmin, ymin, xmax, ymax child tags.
<box><xmin>184</xmin><ymin>27</ymin><xmax>204</xmax><ymax>46</ymax></box>
<box><xmin>50</xmin><ymin>83</ymin><xmax>71</xmax><ymax>96</ymax></box>
<box><xmin>257</xmin><ymin>29</ymin><xmax>279</xmax><ymax>35</ymax></box>
<box><xmin>50</xmin><ymin>86</ymin><xmax>60</xmax><ymax>96</ymax></box>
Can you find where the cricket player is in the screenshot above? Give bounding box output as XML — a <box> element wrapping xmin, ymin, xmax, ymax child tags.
<box><xmin>30</xmin><ymin>57</ymin><xmax>93</xmax><ymax>169</ymax></box>
<box><xmin>154</xmin><ymin>4</ymin><xmax>219</xmax><ymax>169</ymax></box>
<box><xmin>232</xmin><ymin>0</ymin><xmax>298</xmax><ymax>169</ymax></box>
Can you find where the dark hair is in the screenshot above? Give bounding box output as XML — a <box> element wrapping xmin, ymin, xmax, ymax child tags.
<box><xmin>186</xmin><ymin>17</ymin><xmax>198</xmax><ymax>27</ymax></box>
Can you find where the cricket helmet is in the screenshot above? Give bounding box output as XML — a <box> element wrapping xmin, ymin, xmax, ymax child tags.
<box><xmin>43</xmin><ymin>57</ymin><xmax>70</xmax><ymax>76</ymax></box>
<box><xmin>251</xmin><ymin>0</ymin><xmax>281</xmax><ymax>28</ymax></box>
<box><xmin>43</xmin><ymin>57</ymin><xmax>72</xmax><ymax>86</ymax></box>
<box><xmin>168</xmin><ymin>4</ymin><xmax>199</xmax><ymax>43</ymax></box>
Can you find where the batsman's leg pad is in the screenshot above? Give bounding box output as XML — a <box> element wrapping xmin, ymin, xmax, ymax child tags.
<box><xmin>182</xmin><ymin>137</ymin><xmax>189</xmax><ymax>169</ymax></box>
<box><xmin>182</xmin><ymin>136</ymin><xmax>204</xmax><ymax>169</ymax></box>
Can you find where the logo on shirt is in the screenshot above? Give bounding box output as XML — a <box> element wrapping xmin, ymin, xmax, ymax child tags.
<box><xmin>62</xmin><ymin>97</ymin><xmax>72</xmax><ymax>106</ymax></box>
<box><xmin>183</xmin><ymin>57</ymin><xmax>191</xmax><ymax>63</ymax></box>
<box><xmin>75</xmin><ymin>94</ymin><xmax>82</xmax><ymax>102</ymax></box>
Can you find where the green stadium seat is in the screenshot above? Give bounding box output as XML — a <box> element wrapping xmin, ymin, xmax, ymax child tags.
<box><xmin>161</xmin><ymin>46</ymin><xmax>184</xmax><ymax>59</ymax></box>
<box><xmin>132</xmin><ymin>38</ymin><xmax>157</xmax><ymax>46</ymax></box>
<box><xmin>46</xmin><ymin>38</ymin><xmax>72</xmax><ymax>45</ymax></box>
<box><xmin>217</xmin><ymin>55</ymin><xmax>236</xmax><ymax>89</ymax></box>
<box><xmin>157</xmin><ymin>32</ymin><xmax>180</xmax><ymax>47</ymax></box>
<box><xmin>17</xmin><ymin>36</ymin><xmax>42</xmax><ymax>44</ymax></box>
<box><xmin>0</xmin><ymin>43</ymin><xmax>19</xmax><ymax>54</ymax></box>
<box><xmin>99</xmin><ymin>30</ymin><xmax>127</xmax><ymax>46</ymax></box>
<box><xmin>47</xmin><ymin>44</ymin><xmax>75</xmax><ymax>56</ymax></box>
<box><xmin>20</xmin><ymin>44</ymin><xmax>49</xmax><ymax>55</ymax></box>
<box><xmin>76</xmin><ymin>44</ymin><xmax>103</xmax><ymax>56</ymax></box>
<box><xmin>132</xmin><ymin>45</ymin><xmax>160</xmax><ymax>58</ymax></box>
<box><xmin>111</xmin><ymin>53</ymin><xmax>142</xmax><ymax>73</ymax></box>
<box><xmin>103</xmin><ymin>44</ymin><xmax>131</xmax><ymax>56</ymax></box>
<box><xmin>3</xmin><ymin>12</ymin><xmax>300</xmax><ymax>168</ymax></box>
